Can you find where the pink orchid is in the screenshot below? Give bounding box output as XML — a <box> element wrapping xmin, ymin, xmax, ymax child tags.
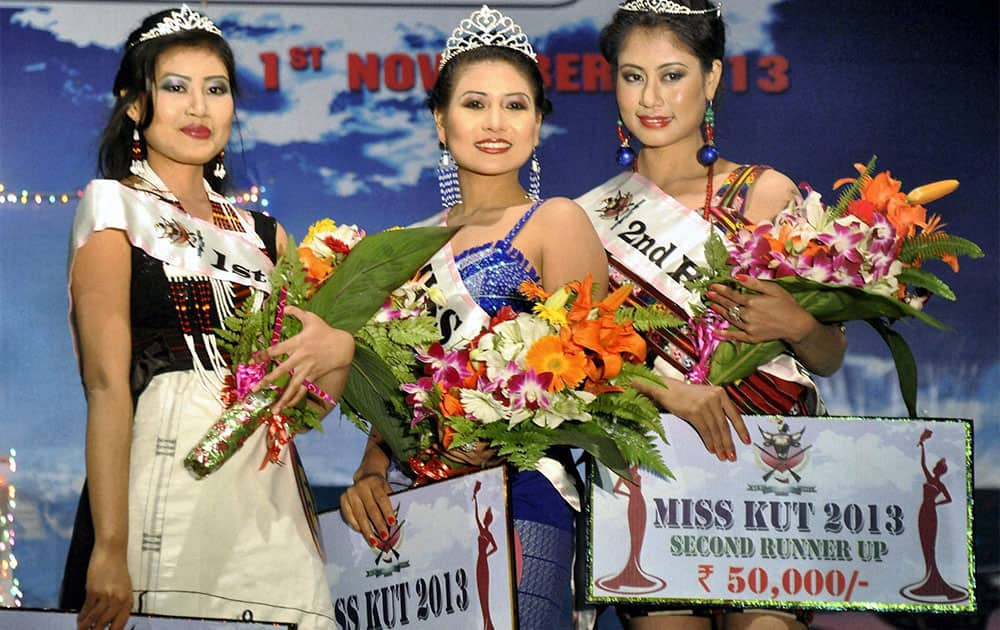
<box><xmin>417</xmin><ymin>342</ymin><xmax>473</xmax><ymax>387</ymax></box>
<box><xmin>507</xmin><ymin>369</ymin><xmax>554</xmax><ymax>411</ymax></box>
<box><xmin>402</xmin><ymin>377</ymin><xmax>436</xmax><ymax>426</ymax></box>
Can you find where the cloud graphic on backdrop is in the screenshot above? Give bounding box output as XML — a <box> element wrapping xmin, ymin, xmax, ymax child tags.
<box><xmin>11</xmin><ymin>1</ymin><xmax>783</xmax><ymax>198</ymax></box>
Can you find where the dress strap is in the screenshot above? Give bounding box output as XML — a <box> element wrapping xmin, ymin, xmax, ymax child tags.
<box><xmin>714</xmin><ymin>165</ymin><xmax>770</xmax><ymax>216</ymax></box>
<box><xmin>498</xmin><ymin>199</ymin><xmax>545</xmax><ymax>247</ymax></box>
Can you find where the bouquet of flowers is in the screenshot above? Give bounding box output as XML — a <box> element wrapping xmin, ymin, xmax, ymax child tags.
<box><xmin>687</xmin><ymin>157</ymin><xmax>983</xmax><ymax>416</ymax></box>
<box><xmin>184</xmin><ymin>219</ymin><xmax>455</xmax><ymax>478</ymax></box>
<box><xmin>348</xmin><ymin>274</ymin><xmax>680</xmax><ymax>481</ymax></box>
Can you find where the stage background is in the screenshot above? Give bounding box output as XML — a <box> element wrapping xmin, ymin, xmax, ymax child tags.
<box><xmin>1</xmin><ymin>0</ymin><xmax>997</xmax><ymax>615</ymax></box>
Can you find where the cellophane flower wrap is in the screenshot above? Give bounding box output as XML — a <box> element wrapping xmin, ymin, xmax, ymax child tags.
<box><xmin>686</xmin><ymin>157</ymin><xmax>983</xmax><ymax>416</ymax></box>
<box><xmin>184</xmin><ymin>220</ymin><xmax>456</xmax><ymax>478</ymax></box>
<box><xmin>349</xmin><ymin>274</ymin><xmax>680</xmax><ymax>481</ymax></box>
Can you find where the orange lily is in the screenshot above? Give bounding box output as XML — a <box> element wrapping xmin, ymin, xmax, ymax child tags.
<box><xmin>860</xmin><ymin>171</ymin><xmax>904</xmax><ymax>212</ymax></box>
<box><xmin>571</xmin><ymin>314</ymin><xmax>646</xmax><ymax>382</ymax></box>
<box><xmin>886</xmin><ymin>196</ymin><xmax>927</xmax><ymax>240</ymax></box>
<box><xmin>596</xmin><ymin>283</ymin><xmax>634</xmax><ymax>314</ymax></box>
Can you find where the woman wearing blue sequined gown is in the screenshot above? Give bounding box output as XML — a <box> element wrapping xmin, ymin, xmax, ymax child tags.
<box><xmin>338</xmin><ymin>6</ymin><xmax>609</xmax><ymax>627</ymax></box>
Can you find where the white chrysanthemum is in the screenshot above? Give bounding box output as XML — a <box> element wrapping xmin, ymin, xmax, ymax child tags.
<box><xmin>532</xmin><ymin>391</ymin><xmax>596</xmax><ymax>428</ymax></box>
<box><xmin>460</xmin><ymin>389</ymin><xmax>509</xmax><ymax>424</ymax></box>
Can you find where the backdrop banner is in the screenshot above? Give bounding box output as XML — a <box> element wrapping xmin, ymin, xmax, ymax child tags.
<box><xmin>1</xmin><ymin>0</ymin><xmax>995</xmax><ymax>610</ymax></box>
<box><xmin>320</xmin><ymin>466</ymin><xmax>516</xmax><ymax>629</ymax></box>
<box><xmin>586</xmin><ymin>415</ymin><xmax>975</xmax><ymax>613</ymax></box>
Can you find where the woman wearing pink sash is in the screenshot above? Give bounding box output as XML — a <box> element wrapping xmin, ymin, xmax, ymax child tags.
<box><xmin>575</xmin><ymin>1</ymin><xmax>848</xmax><ymax>628</ymax></box>
<box><xmin>59</xmin><ymin>7</ymin><xmax>351</xmax><ymax>629</ymax></box>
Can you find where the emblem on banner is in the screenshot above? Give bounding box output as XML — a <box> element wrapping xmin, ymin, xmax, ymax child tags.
<box><xmin>749</xmin><ymin>419</ymin><xmax>815</xmax><ymax>495</ymax></box>
<box><xmin>366</xmin><ymin>504</ymin><xmax>410</xmax><ymax>577</ymax></box>
<box><xmin>155</xmin><ymin>216</ymin><xmax>205</xmax><ymax>255</ymax></box>
<box><xmin>597</xmin><ymin>189</ymin><xmax>645</xmax><ymax>228</ymax></box>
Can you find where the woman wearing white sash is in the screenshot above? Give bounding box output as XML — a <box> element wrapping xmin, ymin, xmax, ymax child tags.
<box><xmin>575</xmin><ymin>2</ymin><xmax>847</xmax><ymax>629</ymax></box>
<box><xmin>338</xmin><ymin>6</ymin><xmax>609</xmax><ymax>627</ymax></box>
<box><xmin>59</xmin><ymin>7</ymin><xmax>352</xmax><ymax>630</ymax></box>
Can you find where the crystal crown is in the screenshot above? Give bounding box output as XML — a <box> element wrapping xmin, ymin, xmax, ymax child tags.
<box><xmin>618</xmin><ymin>0</ymin><xmax>721</xmax><ymax>16</ymax></box>
<box><xmin>439</xmin><ymin>4</ymin><xmax>537</xmax><ymax>70</ymax></box>
<box><xmin>136</xmin><ymin>4</ymin><xmax>223</xmax><ymax>46</ymax></box>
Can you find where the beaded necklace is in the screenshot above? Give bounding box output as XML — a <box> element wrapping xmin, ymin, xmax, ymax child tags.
<box><xmin>130</xmin><ymin>161</ymin><xmax>264</xmax><ymax>396</ymax></box>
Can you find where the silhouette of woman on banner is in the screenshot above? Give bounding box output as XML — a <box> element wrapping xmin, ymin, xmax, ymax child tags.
<box><xmin>900</xmin><ymin>429</ymin><xmax>968</xmax><ymax>602</ymax></box>
<box><xmin>596</xmin><ymin>466</ymin><xmax>665</xmax><ymax>593</ymax></box>
<box><xmin>473</xmin><ymin>480</ymin><xmax>497</xmax><ymax>630</ymax></box>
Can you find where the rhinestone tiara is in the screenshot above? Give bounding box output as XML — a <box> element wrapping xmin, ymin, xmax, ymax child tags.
<box><xmin>439</xmin><ymin>4</ymin><xmax>537</xmax><ymax>70</ymax></box>
<box><xmin>134</xmin><ymin>4</ymin><xmax>223</xmax><ymax>46</ymax></box>
<box><xmin>618</xmin><ymin>0</ymin><xmax>722</xmax><ymax>17</ymax></box>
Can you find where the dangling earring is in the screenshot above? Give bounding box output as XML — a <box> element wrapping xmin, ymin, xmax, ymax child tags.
<box><xmin>130</xmin><ymin>127</ymin><xmax>144</xmax><ymax>176</ymax></box>
<box><xmin>615</xmin><ymin>117</ymin><xmax>637</xmax><ymax>168</ymax></box>
<box><xmin>213</xmin><ymin>149</ymin><xmax>227</xmax><ymax>180</ymax></box>
<box><xmin>437</xmin><ymin>147</ymin><xmax>461</xmax><ymax>209</ymax></box>
<box><xmin>528</xmin><ymin>149</ymin><xmax>541</xmax><ymax>201</ymax></box>
<box><xmin>696</xmin><ymin>100</ymin><xmax>719</xmax><ymax>166</ymax></box>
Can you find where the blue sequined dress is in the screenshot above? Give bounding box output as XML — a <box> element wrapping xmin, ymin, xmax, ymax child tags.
<box><xmin>453</xmin><ymin>200</ymin><xmax>577</xmax><ymax>627</ymax></box>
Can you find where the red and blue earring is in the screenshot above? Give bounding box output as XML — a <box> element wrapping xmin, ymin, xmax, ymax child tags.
<box><xmin>615</xmin><ymin>117</ymin><xmax>637</xmax><ymax>168</ymax></box>
<box><xmin>696</xmin><ymin>100</ymin><xmax>719</xmax><ymax>166</ymax></box>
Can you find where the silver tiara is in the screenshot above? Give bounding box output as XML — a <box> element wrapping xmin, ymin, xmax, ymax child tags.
<box><xmin>135</xmin><ymin>4</ymin><xmax>223</xmax><ymax>45</ymax></box>
<box><xmin>439</xmin><ymin>5</ymin><xmax>537</xmax><ymax>70</ymax></box>
<box><xmin>618</xmin><ymin>0</ymin><xmax>722</xmax><ymax>16</ymax></box>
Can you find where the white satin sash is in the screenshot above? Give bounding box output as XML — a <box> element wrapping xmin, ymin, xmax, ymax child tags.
<box><xmin>575</xmin><ymin>172</ymin><xmax>819</xmax><ymax>396</ymax></box>
<box><xmin>423</xmin><ymin>240</ymin><xmax>581</xmax><ymax>512</ymax></box>
<box><xmin>70</xmin><ymin>179</ymin><xmax>273</xmax><ymax>291</ymax></box>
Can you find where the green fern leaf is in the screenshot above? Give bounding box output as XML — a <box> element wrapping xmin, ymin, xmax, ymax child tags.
<box><xmin>898</xmin><ymin>233</ymin><xmax>984</xmax><ymax>265</ymax></box>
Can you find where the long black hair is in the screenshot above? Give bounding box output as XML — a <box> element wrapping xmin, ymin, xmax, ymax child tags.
<box><xmin>598</xmin><ymin>1</ymin><xmax>725</xmax><ymax>73</ymax></box>
<box><xmin>98</xmin><ymin>7</ymin><xmax>239</xmax><ymax>192</ymax></box>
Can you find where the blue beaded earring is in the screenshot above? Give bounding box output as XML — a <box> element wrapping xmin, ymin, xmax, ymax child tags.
<box><xmin>615</xmin><ymin>117</ymin><xmax>637</xmax><ymax>168</ymax></box>
<box><xmin>437</xmin><ymin>147</ymin><xmax>461</xmax><ymax>209</ymax></box>
<box><xmin>696</xmin><ymin>100</ymin><xmax>719</xmax><ymax>167</ymax></box>
<box><xmin>528</xmin><ymin>149</ymin><xmax>541</xmax><ymax>201</ymax></box>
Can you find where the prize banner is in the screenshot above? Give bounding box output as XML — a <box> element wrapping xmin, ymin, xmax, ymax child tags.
<box><xmin>0</xmin><ymin>609</ymin><xmax>291</xmax><ymax>629</ymax></box>
<box><xmin>586</xmin><ymin>415</ymin><xmax>975</xmax><ymax>613</ymax></box>
<box><xmin>320</xmin><ymin>467</ymin><xmax>516</xmax><ymax>629</ymax></box>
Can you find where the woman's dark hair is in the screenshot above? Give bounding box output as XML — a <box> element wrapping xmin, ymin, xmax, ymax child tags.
<box><xmin>98</xmin><ymin>8</ymin><xmax>239</xmax><ymax>192</ymax></box>
<box><xmin>598</xmin><ymin>1</ymin><xmax>725</xmax><ymax>73</ymax></box>
<box><xmin>426</xmin><ymin>46</ymin><xmax>553</xmax><ymax>119</ymax></box>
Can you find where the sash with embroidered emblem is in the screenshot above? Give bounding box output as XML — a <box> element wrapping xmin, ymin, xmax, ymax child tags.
<box><xmin>70</xmin><ymin>179</ymin><xmax>273</xmax><ymax>290</ymax></box>
<box><xmin>69</xmin><ymin>178</ymin><xmax>274</xmax><ymax>396</ymax></box>
<box><xmin>576</xmin><ymin>171</ymin><xmax>823</xmax><ymax>416</ymax></box>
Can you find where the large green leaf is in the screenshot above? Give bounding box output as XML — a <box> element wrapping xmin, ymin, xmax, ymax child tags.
<box><xmin>896</xmin><ymin>268</ymin><xmax>955</xmax><ymax>300</ymax></box>
<box><xmin>341</xmin><ymin>343</ymin><xmax>421</xmax><ymax>460</ymax></box>
<box><xmin>706</xmin><ymin>276</ymin><xmax>946</xmax><ymax>386</ymax></box>
<box><xmin>306</xmin><ymin>226</ymin><xmax>457</xmax><ymax>333</ymax></box>
<box><xmin>708</xmin><ymin>338</ymin><xmax>785</xmax><ymax>385</ymax></box>
<box><xmin>775</xmin><ymin>277</ymin><xmax>948</xmax><ymax>330</ymax></box>
<box><xmin>547</xmin><ymin>427</ymin><xmax>631</xmax><ymax>480</ymax></box>
<box><xmin>867</xmin><ymin>318</ymin><xmax>919</xmax><ymax>417</ymax></box>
